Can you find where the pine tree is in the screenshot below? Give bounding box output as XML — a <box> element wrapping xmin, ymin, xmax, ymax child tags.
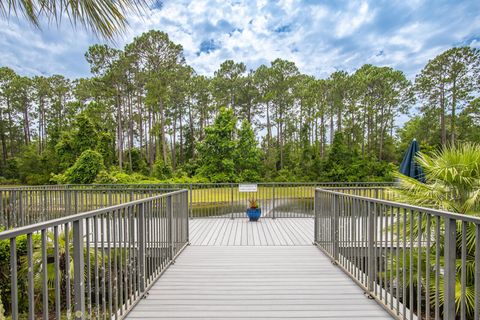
<box><xmin>197</xmin><ymin>107</ymin><xmax>238</xmax><ymax>182</ymax></box>
<box><xmin>235</xmin><ymin>120</ymin><xmax>261</xmax><ymax>181</ymax></box>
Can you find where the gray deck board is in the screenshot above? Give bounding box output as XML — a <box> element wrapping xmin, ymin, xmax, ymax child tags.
<box><xmin>127</xmin><ymin>246</ymin><xmax>393</xmax><ymax>319</ymax></box>
<box><xmin>190</xmin><ymin>218</ymin><xmax>314</xmax><ymax>246</ymax></box>
<box><xmin>125</xmin><ymin>218</ymin><xmax>393</xmax><ymax>319</ymax></box>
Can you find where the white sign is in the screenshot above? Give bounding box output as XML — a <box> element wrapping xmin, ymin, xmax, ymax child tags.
<box><xmin>239</xmin><ymin>184</ymin><xmax>258</xmax><ymax>193</ymax></box>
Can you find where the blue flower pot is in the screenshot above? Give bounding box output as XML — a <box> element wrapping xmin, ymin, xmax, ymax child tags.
<box><xmin>246</xmin><ymin>208</ymin><xmax>261</xmax><ymax>221</ymax></box>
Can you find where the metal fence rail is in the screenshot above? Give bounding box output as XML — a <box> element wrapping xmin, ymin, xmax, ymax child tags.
<box><xmin>0</xmin><ymin>183</ymin><xmax>393</xmax><ymax>224</ymax></box>
<box><xmin>0</xmin><ymin>188</ymin><xmax>173</xmax><ymax>229</ymax></box>
<box><xmin>0</xmin><ymin>189</ymin><xmax>189</xmax><ymax>320</ymax></box>
<box><xmin>314</xmin><ymin>188</ymin><xmax>480</xmax><ymax>320</ymax></box>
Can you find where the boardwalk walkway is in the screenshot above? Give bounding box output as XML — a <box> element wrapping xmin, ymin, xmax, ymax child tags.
<box><xmin>126</xmin><ymin>219</ymin><xmax>394</xmax><ymax>319</ymax></box>
<box><xmin>189</xmin><ymin>218</ymin><xmax>313</xmax><ymax>246</ymax></box>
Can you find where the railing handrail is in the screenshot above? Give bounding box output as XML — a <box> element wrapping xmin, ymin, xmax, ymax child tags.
<box><xmin>0</xmin><ymin>189</ymin><xmax>187</xmax><ymax>239</ymax></box>
<box><xmin>316</xmin><ymin>187</ymin><xmax>480</xmax><ymax>224</ymax></box>
<box><xmin>0</xmin><ymin>181</ymin><xmax>394</xmax><ymax>189</ymax></box>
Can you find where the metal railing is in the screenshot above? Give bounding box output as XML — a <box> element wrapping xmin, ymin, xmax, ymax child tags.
<box><xmin>1</xmin><ymin>182</ymin><xmax>393</xmax><ymax>223</ymax></box>
<box><xmin>0</xmin><ymin>187</ymin><xmax>173</xmax><ymax>228</ymax></box>
<box><xmin>314</xmin><ymin>188</ymin><xmax>480</xmax><ymax>320</ymax></box>
<box><xmin>0</xmin><ymin>189</ymin><xmax>189</xmax><ymax>319</ymax></box>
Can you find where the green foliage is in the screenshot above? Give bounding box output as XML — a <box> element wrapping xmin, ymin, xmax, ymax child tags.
<box><xmin>197</xmin><ymin>107</ymin><xmax>238</xmax><ymax>182</ymax></box>
<box><xmin>153</xmin><ymin>159</ymin><xmax>173</xmax><ymax>180</ymax></box>
<box><xmin>56</xmin><ymin>149</ymin><xmax>105</xmax><ymax>184</ymax></box>
<box><xmin>1</xmin><ymin>35</ymin><xmax>479</xmax><ymax>184</ymax></box>
<box><xmin>395</xmin><ymin>143</ymin><xmax>480</xmax><ymax>214</ymax></box>
<box><xmin>321</xmin><ymin>132</ymin><xmax>394</xmax><ymax>182</ymax></box>
<box><xmin>125</xmin><ymin>148</ymin><xmax>148</xmax><ymax>174</ymax></box>
<box><xmin>55</xmin><ymin>132</ymin><xmax>78</xmax><ymax>169</ymax></box>
<box><xmin>235</xmin><ymin>120</ymin><xmax>261</xmax><ymax>181</ymax></box>
<box><xmin>74</xmin><ymin>113</ymin><xmax>98</xmax><ymax>153</ymax></box>
<box><xmin>15</xmin><ymin>145</ymin><xmax>52</xmax><ymax>184</ymax></box>
<box><xmin>394</xmin><ymin>143</ymin><xmax>480</xmax><ymax>317</ymax></box>
<box><xmin>97</xmin><ymin>131</ymin><xmax>116</xmax><ymax>167</ymax></box>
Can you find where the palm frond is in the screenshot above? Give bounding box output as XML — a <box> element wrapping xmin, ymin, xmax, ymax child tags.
<box><xmin>0</xmin><ymin>0</ymin><xmax>150</xmax><ymax>40</ymax></box>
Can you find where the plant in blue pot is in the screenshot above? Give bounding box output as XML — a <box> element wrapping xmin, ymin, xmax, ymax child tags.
<box><xmin>246</xmin><ymin>198</ymin><xmax>261</xmax><ymax>221</ymax></box>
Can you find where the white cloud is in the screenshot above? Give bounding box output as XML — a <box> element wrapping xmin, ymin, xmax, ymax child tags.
<box><xmin>334</xmin><ymin>2</ymin><xmax>375</xmax><ymax>38</ymax></box>
<box><xmin>0</xmin><ymin>0</ymin><xmax>479</xmax><ymax>83</ymax></box>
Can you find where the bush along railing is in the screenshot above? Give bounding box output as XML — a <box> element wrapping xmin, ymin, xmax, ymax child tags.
<box><xmin>0</xmin><ymin>187</ymin><xmax>173</xmax><ymax>228</ymax></box>
<box><xmin>0</xmin><ymin>189</ymin><xmax>189</xmax><ymax>319</ymax></box>
<box><xmin>314</xmin><ymin>188</ymin><xmax>480</xmax><ymax>320</ymax></box>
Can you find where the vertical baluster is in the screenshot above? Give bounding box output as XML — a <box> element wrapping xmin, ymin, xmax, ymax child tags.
<box><xmin>402</xmin><ymin>209</ymin><xmax>407</xmax><ymax>319</ymax></box>
<box><xmin>10</xmin><ymin>237</ymin><xmax>18</xmax><ymax>319</ymax></box>
<box><xmin>425</xmin><ymin>214</ymin><xmax>431</xmax><ymax>320</ymax></box>
<box><xmin>461</xmin><ymin>221</ymin><xmax>467</xmax><ymax>320</ymax></box>
<box><xmin>41</xmin><ymin>229</ymin><xmax>49</xmax><ymax>319</ymax></box>
<box><xmin>65</xmin><ymin>223</ymin><xmax>72</xmax><ymax>318</ymax></box>
<box><xmin>86</xmin><ymin>218</ymin><xmax>92</xmax><ymax>317</ymax></box>
<box><xmin>474</xmin><ymin>224</ymin><xmax>480</xmax><ymax>320</ymax></box>
<box><xmin>396</xmin><ymin>207</ymin><xmax>400</xmax><ymax>316</ymax></box>
<box><xmin>27</xmin><ymin>233</ymin><xmax>35</xmax><ymax>319</ymax></box>
<box><xmin>54</xmin><ymin>226</ymin><xmax>61</xmax><ymax>319</ymax></box>
<box><xmin>444</xmin><ymin>218</ymin><xmax>457</xmax><ymax>320</ymax></box>
<box><xmin>434</xmin><ymin>216</ymin><xmax>440</xmax><ymax>320</ymax></box>
<box><xmin>417</xmin><ymin>212</ymin><xmax>422</xmax><ymax>318</ymax></box>
<box><xmin>112</xmin><ymin>210</ymin><xmax>118</xmax><ymax>318</ymax></box>
<box><xmin>94</xmin><ymin>215</ymin><xmax>100</xmax><ymax>318</ymax></box>
<box><xmin>73</xmin><ymin>219</ymin><xmax>85</xmax><ymax>320</ymax></box>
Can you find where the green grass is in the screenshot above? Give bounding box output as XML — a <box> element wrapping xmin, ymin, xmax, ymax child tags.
<box><xmin>190</xmin><ymin>186</ymin><xmax>315</xmax><ymax>203</ymax></box>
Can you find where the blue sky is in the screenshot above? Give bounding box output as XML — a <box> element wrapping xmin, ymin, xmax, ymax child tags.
<box><xmin>0</xmin><ymin>0</ymin><xmax>479</xmax><ymax>81</ymax></box>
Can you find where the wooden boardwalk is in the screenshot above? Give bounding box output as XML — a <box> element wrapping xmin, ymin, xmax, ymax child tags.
<box><xmin>126</xmin><ymin>218</ymin><xmax>393</xmax><ymax>319</ymax></box>
<box><xmin>190</xmin><ymin>218</ymin><xmax>313</xmax><ymax>246</ymax></box>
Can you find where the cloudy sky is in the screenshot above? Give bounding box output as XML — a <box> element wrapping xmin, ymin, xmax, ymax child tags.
<box><xmin>1</xmin><ymin>0</ymin><xmax>479</xmax><ymax>80</ymax></box>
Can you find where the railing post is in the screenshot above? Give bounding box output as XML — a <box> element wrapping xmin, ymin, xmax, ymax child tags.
<box><xmin>185</xmin><ymin>191</ymin><xmax>190</xmax><ymax>244</ymax></box>
<box><xmin>72</xmin><ymin>220</ymin><xmax>85</xmax><ymax>319</ymax></box>
<box><xmin>0</xmin><ymin>191</ymin><xmax>3</xmax><ymax>228</ymax></box>
<box><xmin>230</xmin><ymin>183</ymin><xmax>234</xmax><ymax>219</ymax></box>
<box><xmin>10</xmin><ymin>238</ymin><xmax>18</xmax><ymax>319</ymax></box>
<box><xmin>444</xmin><ymin>218</ymin><xmax>457</xmax><ymax>320</ymax></box>
<box><xmin>43</xmin><ymin>191</ymin><xmax>47</xmax><ymax>216</ymax></box>
<box><xmin>74</xmin><ymin>190</ymin><xmax>78</xmax><ymax>214</ymax></box>
<box><xmin>367</xmin><ymin>200</ymin><xmax>375</xmax><ymax>292</ymax></box>
<box><xmin>189</xmin><ymin>184</ymin><xmax>193</xmax><ymax>219</ymax></box>
<box><xmin>313</xmin><ymin>189</ymin><xmax>318</xmax><ymax>244</ymax></box>
<box><xmin>168</xmin><ymin>195</ymin><xmax>174</xmax><ymax>261</ymax></box>
<box><xmin>18</xmin><ymin>190</ymin><xmax>23</xmax><ymax>226</ymax></box>
<box><xmin>272</xmin><ymin>184</ymin><xmax>276</xmax><ymax>219</ymax></box>
<box><xmin>333</xmin><ymin>195</ymin><xmax>339</xmax><ymax>261</ymax></box>
<box><xmin>138</xmin><ymin>203</ymin><xmax>146</xmax><ymax>293</ymax></box>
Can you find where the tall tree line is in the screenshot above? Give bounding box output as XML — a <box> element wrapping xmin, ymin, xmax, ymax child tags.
<box><xmin>0</xmin><ymin>30</ymin><xmax>479</xmax><ymax>184</ymax></box>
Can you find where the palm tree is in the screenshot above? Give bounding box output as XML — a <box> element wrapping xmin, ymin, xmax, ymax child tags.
<box><xmin>393</xmin><ymin>143</ymin><xmax>480</xmax><ymax>318</ymax></box>
<box><xmin>395</xmin><ymin>143</ymin><xmax>480</xmax><ymax>215</ymax></box>
<box><xmin>0</xmin><ymin>0</ymin><xmax>148</xmax><ymax>40</ymax></box>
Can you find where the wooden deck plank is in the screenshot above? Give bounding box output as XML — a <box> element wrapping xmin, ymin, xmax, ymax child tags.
<box><xmin>126</xmin><ymin>246</ymin><xmax>393</xmax><ymax>319</ymax></box>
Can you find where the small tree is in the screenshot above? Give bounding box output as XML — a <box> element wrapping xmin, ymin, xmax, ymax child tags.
<box><xmin>197</xmin><ymin>107</ymin><xmax>237</xmax><ymax>182</ymax></box>
<box><xmin>322</xmin><ymin>132</ymin><xmax>356</xmax><ymax>181</ymax></box>
<box><xmin>235</xmin><ymin>120</ymin><xmax>261</xmax><ymax>181</ymax></box>
<box><xmin>74</xmin><ymin>114</ymin><xmax>98</xmax><ymax>153</ymax></box>
<box><xmin>61</xmin><ymin>150</ymin><xmax>105</xmax><ymax>184</ymax></box>
<box><xmin>153</xmin><ymin>159</ymin><xmax>173</xmax><ymax>180</ymax></box>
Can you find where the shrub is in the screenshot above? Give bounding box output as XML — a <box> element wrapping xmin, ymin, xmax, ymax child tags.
<box><xmin>61</xmin><ymin>150</ymin><xmax>105</xmax><ymax>184</ymax></box>
<box><xmin>153</xmin><ymin>159</ymin><xmax>173</xmax><ymax>180</ymax></box>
